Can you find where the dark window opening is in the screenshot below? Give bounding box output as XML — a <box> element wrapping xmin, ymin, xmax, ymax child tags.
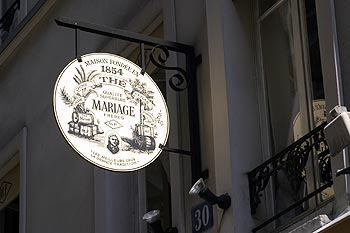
<box><xmin>0</xmin><ymin>196</ymin><xmax>19</xmax><ymax>233</ymax></box>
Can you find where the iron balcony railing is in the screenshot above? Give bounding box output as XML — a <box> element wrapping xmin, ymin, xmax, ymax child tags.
<box><xmin>0</xmin><ymin>0</ymin><xmax>20</xmax><ymax>38</ymax></box>
<box><xmin>248</xmin><ymin>122</ymin><xmax>332</xmax><ymax>232</ymax></box>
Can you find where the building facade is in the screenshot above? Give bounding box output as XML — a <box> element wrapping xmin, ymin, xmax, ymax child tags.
<box><xmin>1</xmin><ymin>0</ymin><xmax>350</xmax><ymax>232</ymax></box>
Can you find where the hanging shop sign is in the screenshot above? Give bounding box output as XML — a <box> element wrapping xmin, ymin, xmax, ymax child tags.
<box><xmin>53</xmin><ymin>53</ymin><xmax>169</xmax><ymax>172</ymax></box>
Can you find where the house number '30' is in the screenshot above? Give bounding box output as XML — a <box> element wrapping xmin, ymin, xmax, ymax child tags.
<box><xmin>191</xmin><ymin>202</ymin><xmax>213</xmax><ymax>233</ymax></box>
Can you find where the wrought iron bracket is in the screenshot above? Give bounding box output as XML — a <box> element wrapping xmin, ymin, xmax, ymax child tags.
<box><xmin>336</xmin><ymin>166</ymin><xmax>350</xmax><ymax>176</ymax></box>
<box><xmin>55</xmin><ymin>16</ymin><xmax>202</xmax><ymax>183</ymax></box>
<box><xmin>55</xmin><ymin>17</ymin><xmax>193</xmax><ymax>53</ymax></box>
<box><xmin>159</xmin><ymin>144</ymin><xmax>192</xmax><ymax>156</ymax></box>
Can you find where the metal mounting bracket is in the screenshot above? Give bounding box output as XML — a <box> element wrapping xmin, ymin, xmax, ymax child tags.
<box><xmin>55</xmin><ymin>16</ymin><xmax>202</xmax><ymax>183</ymax></box>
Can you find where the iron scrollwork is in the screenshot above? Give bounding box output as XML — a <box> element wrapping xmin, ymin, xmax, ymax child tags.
<box><xmin>248</xmin><ymin>164</ymin><xmax>271</xmax><ymax>214</ymax></box>
<box><xmin>150</xmin><ymin>45</ymin><xmax>189</xmax><ymax>91</ymax></box>
<box><xmin>315</xmin><ymin>129</ymin><xmax>332</xmax><ymax>184</ymax></box>
<box><xmin>248</xmin><ymin>122</ymin><xmax>332</xmax><ymax>214</ymax></box>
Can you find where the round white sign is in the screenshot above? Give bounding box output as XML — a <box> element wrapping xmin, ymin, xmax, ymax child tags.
<box><xmin>53</xmin><ymin>53</ymin><xmax>169</xmax><ymax>171</ymax></box>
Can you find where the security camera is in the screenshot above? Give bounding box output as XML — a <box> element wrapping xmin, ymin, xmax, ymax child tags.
<box><xmin>324</xmin><ymin>105</ymin><xmax>350</xmax><ymax>177</ymax></box>
<box><xmin>324</xmin><ymin>105</ymin><xmax>350</xmax><ymax>156</ymax></box>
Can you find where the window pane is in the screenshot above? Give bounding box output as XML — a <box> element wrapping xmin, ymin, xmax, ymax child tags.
<box><xmin>0</xmin><ymin>0</ymin><xmax>15</xmax><ymax>15</ymax></box>
<box><xmin>260</xmin><ymin>1</ymin><xmax>298</xmax><ymax>154</ymax></box>
<box><xmin>0</xmin><ymin>196</ymin><xmax>19</xmax><ymax>233</ymax></box>
<box><xmin>304</xmin><ymin>0</ymin><xmax>333</xmax><ymax>201</ymax></box>
<box><xmin>0</xmin><ymin>0</ymin><xmax>19</xmax><ymax>44</ymax></box>
<box><xmin>0</xmin><ymin>163</ymin><xmax>19</xmax><ymax>233</ymax></box>
<box><xmin>260</xmin><ymin>1</ymin><xmax>307</xmax><ymax>225</ymax></box>
<box><xmin>146</xmin><ymin>154</ymin><xmax>171</xmax><ymax>229</ymax></box>
<box><xmin>305</xmin><ymin>0</ymin><xmax>325</xmax><ymax>116</ymax></box>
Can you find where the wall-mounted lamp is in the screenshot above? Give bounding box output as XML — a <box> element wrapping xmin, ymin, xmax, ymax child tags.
<box><xmin>142</xmin><ymin>210</ymin><xmax>178</xmax><ymax>233</ymax></box>
<box><xmin>189</xmin><ymin>178</ymin><xmax>231</xmax><ymax>210</ymax></box>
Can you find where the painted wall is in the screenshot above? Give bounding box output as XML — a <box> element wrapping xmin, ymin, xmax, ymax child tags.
<box><xmin>0</xmin><ymin>0</ymin><xmax>155</xmax><ymax>232</ymax></box>
<box><xmin>220</xmin><ymin>0</ymin><xmax>261</xmax><ymax>232</ymax></box>
<box><xmin>171</xmin><ymin>0</ymin><xmax>261</xmax><ymax>232</ymax></box>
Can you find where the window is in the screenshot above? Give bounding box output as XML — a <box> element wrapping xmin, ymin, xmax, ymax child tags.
<box><xmin>256</xmin><ymin>0</ymin><xmax>332</xmax><ymax>228</ymax></box>
<box><xmin>0</xmin><ymin>0</ymin><xmax>20</xmax><ymax>45</ymax></box>
<box><xmin>0</xmin><ymin>0</ymin><xmax>56</xmax><ymax>60</ymax></box>
<box><xmin>0</xmin><ymin>128</ymin><xmax>27</xmax><ymax>233</ymax></box>
<box><xmin>0</xmin><ymin>163</ymin><xmax>20</xmax><ymax>233</ymax></box>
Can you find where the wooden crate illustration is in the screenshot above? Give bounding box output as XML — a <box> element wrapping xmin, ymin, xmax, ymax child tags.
<box><xmin>79</xmin><ymin>124</ymin><xmax>99</xmax><ymax>138</ymax></box>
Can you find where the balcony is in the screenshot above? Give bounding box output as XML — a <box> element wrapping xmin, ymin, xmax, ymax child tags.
<box><xmin>248</xmin><ymin>122</ymin><xmax>333</xmax><ymax>232</ymax></box>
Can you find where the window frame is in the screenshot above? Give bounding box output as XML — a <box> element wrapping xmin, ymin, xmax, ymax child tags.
<box><xmin>255</xmin><ymin>0</ymin><xmax>332</xmax><ymax>227</ymax></box>
<box><xmin>0</xmin><ymin>0</ymin><xmax>56</xmax><ymax>65</ymax></box>
<box><xmin>0</xmin><ymin>127</ymin><xmax>27</xmax><ymax>233</ymax></box>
